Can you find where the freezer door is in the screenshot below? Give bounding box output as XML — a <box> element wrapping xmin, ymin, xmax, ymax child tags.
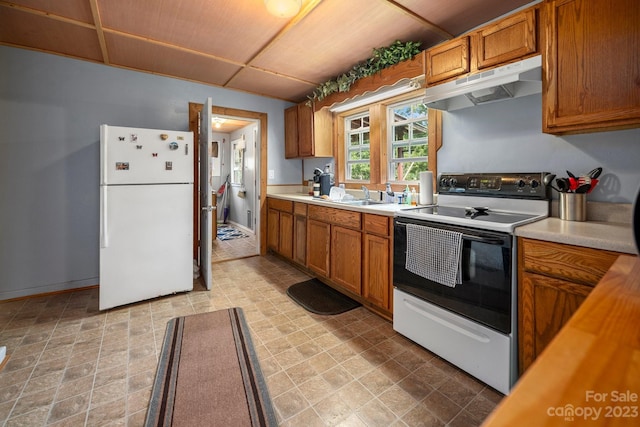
<box><xmin>101</xmin><ymin>125</ymin><xmax>193</xmax><ymax>185</ymax></box>
<box><xmin>100</xmin><ymin>184</ymin><xmax>193</xmax><ymax>310</ymax></box>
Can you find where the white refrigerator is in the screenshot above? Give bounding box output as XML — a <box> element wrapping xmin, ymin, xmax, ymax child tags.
<box><xmin>99</xmin><ymin>125</ymin><xmax>194</xmax><ymax>310</ymax></box>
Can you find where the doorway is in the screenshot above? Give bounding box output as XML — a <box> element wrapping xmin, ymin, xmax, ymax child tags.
<box><xmin>188</xmin><ymin>103</ymin><xmax>268</xmax><ymax>266</ymax></box>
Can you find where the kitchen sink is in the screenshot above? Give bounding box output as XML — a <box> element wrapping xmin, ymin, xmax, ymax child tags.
<box><xmin>335</xmin><ymin>199</ymin><xmax>387</xmax><ymax>206</ymax></box>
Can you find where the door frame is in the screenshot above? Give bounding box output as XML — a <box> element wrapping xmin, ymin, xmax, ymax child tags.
<box><xmin>188</xmin><ymin>103</ymin><xmax>268</xmax><ymax>260</ymax></box>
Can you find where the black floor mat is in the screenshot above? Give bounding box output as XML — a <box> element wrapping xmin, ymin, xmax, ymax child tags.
<box><xmin>286</xmin><ymin>279</ymin><xmax>361</xmax><ymax>315</ymax></box>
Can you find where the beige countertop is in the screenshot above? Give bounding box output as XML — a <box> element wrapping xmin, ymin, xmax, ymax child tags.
<box><xmin>267</xmin><ymin>192</ymin><xmax>413</xmax><ymax>216</ymax></box>
<box><xmin>515</xmin><ymin>218</ymin><xmax>636</xmax><ymax>255</ymax></box>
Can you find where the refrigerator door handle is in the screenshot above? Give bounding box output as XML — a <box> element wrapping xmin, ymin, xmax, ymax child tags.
<box><xmin>101</xmin><ymin>186</ymin><xmax>109</xmax><ymax>248</ymax></box>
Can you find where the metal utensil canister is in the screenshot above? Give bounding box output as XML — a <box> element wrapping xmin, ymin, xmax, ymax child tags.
<box><xmin>559</xmin><ymin>192</ymin><xmax>587</xmax><ymax>221</ymax></box>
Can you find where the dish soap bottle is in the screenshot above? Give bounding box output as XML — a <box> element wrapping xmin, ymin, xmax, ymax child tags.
<box><xmin>411</xmin><ymin>187</ymin><xmax>417</xmax><ymax>206</ymax></box>
<box><xmin>404</xmin><ymin>185</ymin><xmax>411</xmax><ymax>205</ymax></box>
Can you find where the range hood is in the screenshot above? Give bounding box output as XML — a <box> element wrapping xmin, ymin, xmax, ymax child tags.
<box><xmin>424</xmin><ymin>55</ymin><xmax>542</xmax><ymax>111</ymax></box>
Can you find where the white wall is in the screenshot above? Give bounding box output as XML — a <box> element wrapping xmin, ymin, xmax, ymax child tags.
<box><xmin>0</xmin><ymin>46</ymin><xmax>298</xmax><ymax>299</ymax></box>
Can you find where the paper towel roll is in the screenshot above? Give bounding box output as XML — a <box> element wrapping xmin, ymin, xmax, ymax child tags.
<box><xmin>419</xmin><ymin>171</ymin><xmax>433</xmax><ymax>205</ymax></box>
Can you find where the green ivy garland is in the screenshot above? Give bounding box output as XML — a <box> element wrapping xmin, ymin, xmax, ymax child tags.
<box><xmin>308</xmin><ymin>40</ymin><xmax>422</xmax><ymax>104</ymax></box>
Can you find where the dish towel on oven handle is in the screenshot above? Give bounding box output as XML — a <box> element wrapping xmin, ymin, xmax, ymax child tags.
<box><xmin>405</xmin><ymin>224</ymin><xmax>463</xmax><ymax>287</ymax></box>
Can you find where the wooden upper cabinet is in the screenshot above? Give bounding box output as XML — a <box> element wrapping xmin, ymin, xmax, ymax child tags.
<box><xmin>473</xmin><ymin>8</ymin><xmax>537</xmax><ymax>70</ymax></box>
<box><xmin>284</xmin><ymin>105</ymin><xmax>299</xmax><ymax>158</ymax></box>
<box><xmin>426</xmin><ymin>36</ymin><xmax>470</xmax><ymax>85</ymax></box>
<box><xmin>284</xmin><ymin>103</ymin><xmax>332</xmax><ymax>159</ymax></box>
<box><xmin>542</xmin><ymin>0</ymin><xmax>640</xmax><ymax>134</ymax></box>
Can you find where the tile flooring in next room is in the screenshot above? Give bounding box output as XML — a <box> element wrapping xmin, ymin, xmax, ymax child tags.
<box><xmin>0</xmin><ymin>255</ymin><xmax>502</xmax><ymax>427</ymax></box>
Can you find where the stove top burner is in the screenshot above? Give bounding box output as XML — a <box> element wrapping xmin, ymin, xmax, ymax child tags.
<box><xmin>402</xmin><ymin>205</ymin><xmax>539</xmax><ymax>224</ymax></box>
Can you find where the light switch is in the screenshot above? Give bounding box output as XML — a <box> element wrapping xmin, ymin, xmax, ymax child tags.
<box><xmin>268</xmin><ymin>170</ymin><xmax>275</xmax><ymax>179</ymax></box>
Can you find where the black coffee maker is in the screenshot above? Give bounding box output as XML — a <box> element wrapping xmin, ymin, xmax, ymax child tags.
<box><xmin>313</xmin><ymin>167</ymin><xmax>333</xmax><ymax>196</ymax></box>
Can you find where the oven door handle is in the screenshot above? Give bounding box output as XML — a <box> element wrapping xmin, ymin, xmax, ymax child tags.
<box><xmin>396</xmin><ymin>221</ymin><xmax>505</xmax><ymax>245</ymax></box>
<box><xmin>461</xmin><ymin>235</ymin><xmax>505</xmax><ymax>245</ymax></box>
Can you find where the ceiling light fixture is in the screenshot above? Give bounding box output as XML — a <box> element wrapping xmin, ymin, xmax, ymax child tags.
<box><xmin>212</xmin><ymin>117</ymin><xmax>226</xmax><ymax>129</ymax></box>
<box><xmin>264</xmin><ymin>0</ymin><xmax>301</xmax><ymax>18</ymax></box>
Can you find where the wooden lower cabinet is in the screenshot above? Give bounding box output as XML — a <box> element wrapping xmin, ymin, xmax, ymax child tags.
<box><xmin>293</xmin><ymin>203</ymin><xmax>307</xmax><ymax>266</ymax></box>
<box><xmin>267</xmin><ymin>199</ymin><xmax>294</xmax><ymax>260</ymax></box>
<box><xmin>330</xmin><ymin>226</ymin><xmax>362</xmax><ymax>295</ymax></box>
<box><xmin>363</xmin><ymin>233</ymin><xmax>391</xmax><ymax>310</ymax></box>
<box><xmin>306</xmin><ymin>218</ymin><xmax>330</xmax><ymax>277</ymax></box>
<box><xmin>518</xmin><ymin>237</ymin><xmax>622</xmax><ymax>374</ymax></box>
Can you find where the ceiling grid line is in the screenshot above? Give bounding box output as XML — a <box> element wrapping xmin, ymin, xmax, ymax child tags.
<box><xmin>88</xmin><ymin>0</ymin><xmax>108</xmax><ymax>64</ymax></box>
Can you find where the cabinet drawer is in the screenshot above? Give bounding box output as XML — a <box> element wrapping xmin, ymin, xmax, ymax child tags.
<box><xmin>268</xmin><ymin>198</ymin><xmax>293</xmax><ymax>213</ymax></box>
<box><xmin>294</xmin><ymin>202</ymin><xmax>307</xmax><ymax>216</ymax></box>
<box><xmin>520</xmin><ymin>238</ymin><xmax>620</xmax><ymax>286</ymax></box>
<box><xmin>364</xmin><ymin>214</ymin><xmax>390</xmax><ymax>237</ymax></box>
<box><xmin>308</xmin><ymin>205</ymin><xmax>361</xmax><ymax>229</ymax></box>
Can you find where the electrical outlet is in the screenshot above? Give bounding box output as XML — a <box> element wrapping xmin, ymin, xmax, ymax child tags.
<box><xmin>268</xmin><ymin>170</ymin><xmax>275</xmax><ymax>179</ymax></box>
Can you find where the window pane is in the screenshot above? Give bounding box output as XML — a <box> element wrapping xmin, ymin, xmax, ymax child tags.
<box><xmin>390</xmin><ymin>160</ymin><xmax>428</xmax><ymax>181</ymax></box>
<box><xmin>349</xmin><ymin>163</ymin><xmax>370</xmax><ymax>180</ymax></box>
<box><xmin>362</xmin><ymin>131</ymin><xmax>370</xmax><ymax>145</ymax></box>
<box><xmin>388</xmin><ymin>100</ymin><xmax>429</xmax><ymax>182</ymax></box>
<box><xmin>393</xmin><ymin>125</ymin><xmax>409</xmax><ymax>141</ymax></box>
<box><xmin>392</xmin><ymin>106</ymin><xmax>411</xmax><ymax>121</ymax></box>
<box><xmin>350</xmin><ymin>118</ymin><xmax>361</xmax><ymax>130</ymax></box>
<box><xmin>413</xmin><ymin>120</ymin><xmax>428</xmax><ymax>139</ymax></box>
<box><xmin>350</xmin><ymin>134</ymin><xmax>360</xmax><ymax>146</ymax></box>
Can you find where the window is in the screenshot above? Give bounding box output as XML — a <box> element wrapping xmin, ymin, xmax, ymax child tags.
<box><xmin>388</xmin><ymin>100</ymin><xmax>428</xmax><ymax>182</ymax></box>
<box><xmin>231</xmin><ymin>137</ymin><xmax>245</xmax><ymax>185</ymax></box>
<box><xmin>344</xmin><ymin>113</ymin><xmax>371</xmax><ymax>181</ymax></box>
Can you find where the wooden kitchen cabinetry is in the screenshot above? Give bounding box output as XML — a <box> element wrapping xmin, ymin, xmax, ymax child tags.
<box><xmin>426</xmin><ymin>7</ymin><xmax>538</xmax><ymax>85</ymax></box>
<box><xmin>542</xmin><ymin>0</ymin><xmax>640</xmax><ymax>134</ymax></box>
<box><xmin>473</xmin><ymin>7</ymin><xmax>537</xmax><ymax>70</ymax></box>
<box><xmin>425</xmin><ymin>37</ymin><xmax>470</xmax><ymax>85</ymax></box>
<box><xmin>267</xmin><ymin>198</ymin><xmax>293</xmax><ymax>260</ymax></box>
<box><xmin>284</xmin><ymin>103</ymin><xmax>332</xmax><ymax>158</ymax></box>
<box><xmin>362</xmin><ymin>214</ymin><xmax>393</xmax><ymax>311</ymax></box>
<box><xmin>518</xmin><ymin>237</ymin><xmax>622</xmax><ymax>374</ymax></box>
<box><xmin>331</xmin><ymin>225</ymin><xmax>362</xmax><ymax>295</ymax></box>
<box><xmin>293</xmin><ymin>202</ymin><xmax>307</xmax><ymax>266</ymax></box>
<box><xmin>307</xmin><ymin>205</ymin><xmax>362</xmax><ymax>293</ymax></box>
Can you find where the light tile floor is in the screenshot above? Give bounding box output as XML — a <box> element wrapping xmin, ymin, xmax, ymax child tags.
<box><xmin>212</xmin><ymin>224</ymin><xmax>257</xmax><ymax>263</ymax></box>
<box><xmin>0</xmin><ymin>255</ymin><xmax>502</xmax><ymax>426</ymax></box>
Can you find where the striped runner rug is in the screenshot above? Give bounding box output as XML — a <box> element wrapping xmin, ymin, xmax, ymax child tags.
<box><xmin>145</xmin><ymin>308</ymin><xmax>277</xmax><ymax>427</ymax></box>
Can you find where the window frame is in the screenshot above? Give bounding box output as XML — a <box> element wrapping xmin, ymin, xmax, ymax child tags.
<box><xmin>343</xmin><ymin>112</ymin><xmax>372</xmax><ymax>182</ymax></box>
<box><xmin>334</xmin><ymin>92</ymin><xmax>441</xmax><ymax>192</ymax></box>
<box><xmin>387</xmin><ymin>98</ymin><xmax>429</xmax><ymax>184</ymax></box>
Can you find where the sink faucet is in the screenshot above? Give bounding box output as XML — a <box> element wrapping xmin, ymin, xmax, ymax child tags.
<box><xmin>361</xmin><ymin>185</ymin><xmax>370</xmax><ymax>200</ymax></box>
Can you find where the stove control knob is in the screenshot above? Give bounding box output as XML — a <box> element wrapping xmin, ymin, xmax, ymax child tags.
<box><xmin>530</xmin><ymin>179</ymin><xmax>539</xmax><ymax>188</ymax></box>
<box><xmin>450</xmin><ymin>178</ymin><xmax>458</xmax><ymax>187</ymax></box>
<box><xmin>440</xmin><ymin>177</ymin><xmax>450</xmax><ymax>187</ymax></box>
<box><xmin>517</xmin><ymin>179</ymin><xmax>526</xmax><ymax>188</ymax></box>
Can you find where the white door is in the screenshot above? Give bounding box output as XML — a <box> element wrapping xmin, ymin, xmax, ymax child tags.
<box><xmin>199</xmin><ymin>98</ymin><xmax>214</xmax><ymax>290</ymax></box>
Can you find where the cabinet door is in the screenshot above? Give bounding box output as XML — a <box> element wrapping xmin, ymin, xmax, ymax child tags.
<box><xmin>279</xmin><ymin>212</ymin><xmax>293</xmax><ymax>259</ymax></box>
<box><xmin>293</xmin><ymin>214</ymin><xmax>307</xmax><ymax>266</ymax></box>
<box><xmin>284</xmin><ymin>105</ymin><xmax>298</xmax><ymax>158</ymax></box>
<box><xmin>297</xmin><ymin>103</ymin><xmax>314</xmax><ymax>157</ymax></box>
<box><xmin>330</xmin><ymin>226</ymin><xmax>362</xmax><ymax>295</ymax></box>
<box><xmin>518</xmin><ymin>271</ymin><xmax>591</xmax><ymax>374</ymax></box>
<box><xmin>307</xmin><ymin>219</ymin><xmax>330</xmax><ymax>277</ymax></box>
<box><xmin>425</xmin><ymin>36</ymin><xmax>470</xmax><ymax>85</ymax></box>
<box><xmin>542</xmin><ymin>0</ymin><xmax>640</xmax><ymax>134</ymax></box>
<box><xmin>362</xmin><ymin>233</ymin><xmax>390</xmax><ymax>310</ymax></box>
<box><xmin>267</xmin><ymin>208</ymin><xmax>279</xmax><ymax>251</ymax></box>
<box><xmin>474</xmin><ymin>8</ymin><xmax>537</xmax><ymax>70</ymax></box>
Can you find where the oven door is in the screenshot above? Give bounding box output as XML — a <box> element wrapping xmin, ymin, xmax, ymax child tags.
<box><xmin>393</xmin><ymin>217</ymin><xmax>513</xmax><ymax>334</ymax></box>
